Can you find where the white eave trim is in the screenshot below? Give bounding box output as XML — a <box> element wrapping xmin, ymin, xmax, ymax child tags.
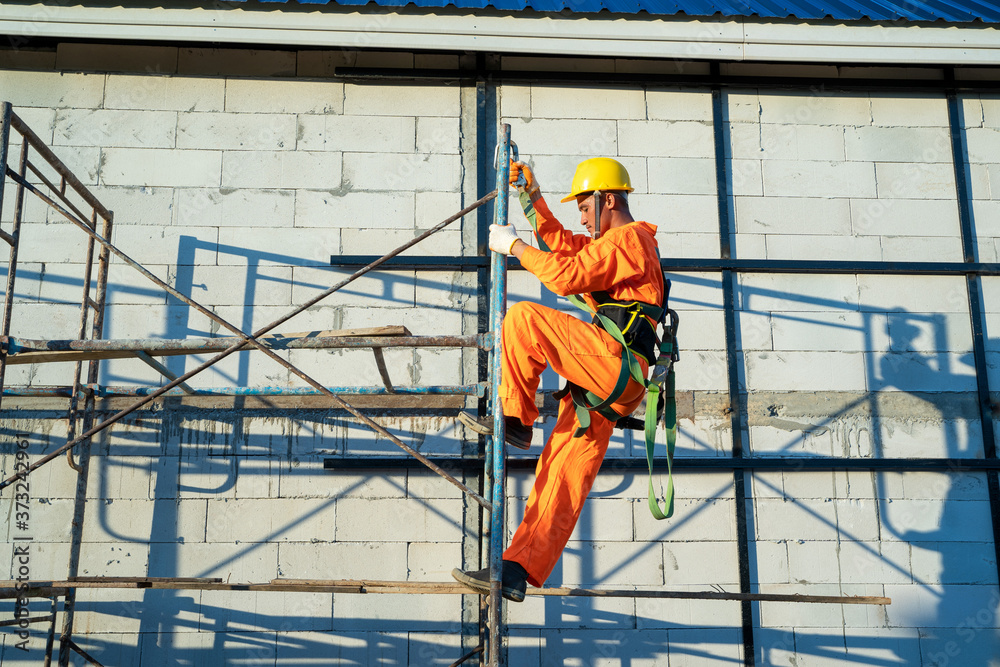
<box><xmin>1</xmin><ymin>3</ymin><xmax>999</xmax><ymax>65</ymax></box>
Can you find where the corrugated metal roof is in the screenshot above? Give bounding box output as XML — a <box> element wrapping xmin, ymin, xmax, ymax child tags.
<box><xmin>240</xmin><ymin>0</ymin><xmax>1000</xmax><ymax>23</ymax></box>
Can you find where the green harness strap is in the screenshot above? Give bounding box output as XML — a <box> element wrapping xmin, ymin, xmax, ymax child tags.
<box><xmin>518</xmin><ymin>192</ymin><xmax>676</xmax><ymax>519</ymax></box>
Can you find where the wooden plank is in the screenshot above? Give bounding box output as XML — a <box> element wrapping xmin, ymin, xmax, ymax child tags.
<box><xmin>5</xmin><ymin>326</ymin><xmax>413</xmax><ymax>365</ymax></box>
<box><xmin>0</xmin><ymin>578</ymin><xmax>889</xmax><ymax>605</ymax></box>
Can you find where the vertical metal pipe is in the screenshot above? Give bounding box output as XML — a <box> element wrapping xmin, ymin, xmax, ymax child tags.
<box><xmin>945</xmin><ymin>80</ymin><xmax>1000</xmax><ymax>587</ymax></box>
<box><xmin>43</xmin><ymin>595</ymin><xmax>58</xmax><ymax>667</ymax></box>
<box><xmin>712</xmin><ymin>76</ymin><xmax>756</xmax><ymax>666</ymax></box>
<box><xmin>58</xmin><ymin>211</ymin><xmax>112</xmax><ymax>667</ymax></box>
<box><xmin>487</xmin><ymin>123</ymin><xmax>511</xmax><ymax>667</ymax></box>
<box><xmin>0</xmin><ymin>119</ymin><xmax>25</xmax><ymax>412</ymax></box>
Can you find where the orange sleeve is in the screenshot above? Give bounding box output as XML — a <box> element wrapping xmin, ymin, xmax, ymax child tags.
<box><xmin>528</xmin><ymin>196</ymin><xmax>592</xmax><ymax>255</ymax></box>
<box><xmin>520</xmin><ymin>226</ymin><xmax>646</xmax><ymax>298</ymax></box>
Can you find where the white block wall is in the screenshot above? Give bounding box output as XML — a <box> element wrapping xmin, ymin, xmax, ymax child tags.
<box><xmin>0</xmin><ymin>49</ymin><xmax>998</xmax><ymax>667</ymax></box>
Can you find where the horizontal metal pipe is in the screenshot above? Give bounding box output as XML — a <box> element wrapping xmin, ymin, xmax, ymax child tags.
<box><xmin>330</xmin><ymin>255</ymin><xmax>1000</xmax><ymax>277</ymax></box>
<box><xmin>2</xmin><ymin>384</ymin><xmax>484</xmax><ymax>398</ymax></box>
<box><xmin>324</xmin><ymin>456</ymin><xmax>1000</xmax><ymax>472</ymax></box>
<box><xmin>2</xmin><ymin>334</ymin><xmax>489</xmax><ymax>357</ymax></box>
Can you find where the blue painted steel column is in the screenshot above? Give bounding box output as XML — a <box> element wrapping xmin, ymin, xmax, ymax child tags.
<box><xmin>487</xmin><ymin>123</ymin><xmax>511</xmax><ymax>667</ymax></box>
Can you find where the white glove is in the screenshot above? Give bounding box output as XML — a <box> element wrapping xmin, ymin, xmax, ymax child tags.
<box><xmin>489</xmin><ymin>223</ymin><xmax>522</xmax><ymax>255</ymax></box>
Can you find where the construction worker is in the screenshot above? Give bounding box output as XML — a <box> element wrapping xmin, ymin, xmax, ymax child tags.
<box><xmin>453</xmin><ymin>157</ymin><xmax>664</xmax><ymax>602</ymax></box>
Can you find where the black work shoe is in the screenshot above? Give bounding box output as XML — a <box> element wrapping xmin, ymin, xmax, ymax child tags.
<box><xmin>451</xmin><ymin>560</ymin><xmax>529</xmax><ymax>603</ymax></box>
<box><xmin>457</xmin><ymin>413</ymin><xmax>533</xmax><ymax>450</ymax></box>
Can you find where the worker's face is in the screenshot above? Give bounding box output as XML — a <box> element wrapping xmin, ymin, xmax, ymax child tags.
<box><xmin>576</xmin><ymin>194</ymin><xmax>598</xmax><ymax>237</ymax></box>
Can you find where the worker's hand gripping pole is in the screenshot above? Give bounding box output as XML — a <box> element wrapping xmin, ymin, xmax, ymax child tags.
<box><xmin>487</xmin><ymin>124</ymin><xmax>513</xmax><ymax>667</ymax></box>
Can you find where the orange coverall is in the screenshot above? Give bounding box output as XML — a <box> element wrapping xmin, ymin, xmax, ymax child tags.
<box><xmin>501</xmin><ymin>196</ymin><xmax>663</xmax><ymax>587</ymax></box>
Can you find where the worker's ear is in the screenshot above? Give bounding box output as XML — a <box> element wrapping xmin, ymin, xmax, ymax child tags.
<box><xmin>605</xmin><ymin>192</ymin><xmax>622</xmax><ymax>210</ymax></box>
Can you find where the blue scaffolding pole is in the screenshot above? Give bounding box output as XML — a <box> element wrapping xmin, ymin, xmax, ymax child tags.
<box><xmin>487</xmin><ymin>123</ymin><xmax>512</xmax><ymax>667</ymax></box>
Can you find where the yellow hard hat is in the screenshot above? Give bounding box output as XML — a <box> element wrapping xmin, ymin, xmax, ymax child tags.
<box><xmin>560</xmin><ymin>157</ymin><xmax>634</xmax><ymax>203</ymax></box>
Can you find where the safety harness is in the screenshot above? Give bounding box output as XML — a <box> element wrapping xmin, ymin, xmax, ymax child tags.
<box><xmin>517</xmin><ymin>191</ymin><xmax>678</xmax><ymax>520</ymax></box>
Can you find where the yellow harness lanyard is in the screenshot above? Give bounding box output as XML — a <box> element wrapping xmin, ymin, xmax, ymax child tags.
<box><xmin>518</xmin><ymin>191</ymin><xmax>678</xmax><ymax>520</ymax></box>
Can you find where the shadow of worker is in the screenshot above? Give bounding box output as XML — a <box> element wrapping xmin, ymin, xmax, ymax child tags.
<box><xmin>870</xmin><ymin>309</ymin><xmax>1000</xmax><ymax>666</ymax></box>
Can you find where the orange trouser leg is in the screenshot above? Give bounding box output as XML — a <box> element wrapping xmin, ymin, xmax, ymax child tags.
<box><xmin>498</xmin><ymin>301</ymin><xmax>647</xmax><ymax>587</ymax></box>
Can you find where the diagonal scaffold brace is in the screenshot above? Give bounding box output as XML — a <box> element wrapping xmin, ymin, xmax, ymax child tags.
<box><xmin>0</xmin><ymin>135</ymin><xmax>497</xmax><ymax>508</ymax></box>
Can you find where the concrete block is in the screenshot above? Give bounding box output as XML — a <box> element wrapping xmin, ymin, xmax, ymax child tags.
<box><xmin>217</xmin><ymin>227</ymin><xmax>338</xmax><ymax>267</ymax></box>
<box><xmin>636</xmin><ymin>585</ymin><xmax>742</xmax><ymax>627</ymax></box>
<box><xmin>87</xmin><ymin>185</ymin><xmax>174</xmax><ymax>227</ymax></box>
<box><xmin>835</xmin><ymin>498</ymin><xmax>881</xmax><ymax>541</ymax></box>
<box><xmin>749</xmin><ymin>422</ymin><xmax>841</xmax><ymax>457</ymax></box>
<box><xmin>86</xmin><ymin>455</ymin><xmax>151</xmax><ymax>500</ymax></box>
<box><xmin>506</xmin><ymin>118</ymin><xmax>618</xmax><ymax>156</ymax></box>
<box><xmin>754</xmin><ymin>540</ymin><xmax>790</xmax><ymax>583</ymax></box>
<box><xmin>730</xmin><ymin>158</ymin><xmax>764</xmax><ymax>196</ymax></box>
<box><xmin>105</xmin><ymin>74</ymin><xmax>224</xmax><ymax>112</ymax></box>
<box><xmin>412</xmin><ymin>348</ymin><xmax>464</xmax><ymax>386</ymax></box>
<box><xmin>417</xmin><ymin>117</ymin><xmax>460</xmax><ymax>154</ymax></box>
<box><xmin>344</xmin><ymin>83</ymin><xmax>460</xmax><ymax>117</ymax></box>
<box><xmin>973</xmin><ymin>200</ymin><xmax>1000</xmax><ymax>238</ymax></box>
<box><xmin>770</xmin><ymin>310</ymin><xmax>883</xmax><ymax>352</ymax></box>
<box><xmin>838</xmin><ymin>540</ymin><xmax>914</xmax><ymax>585</ymax></box>
<box><xmin>983</xmin><ymin>96</ymin><xmax>1000</xmax><ymax>129</ymax></box>
<box><xmin>736</xmin><ymin>196</ymin><xmax>852</xmax><ymax>236</ymax></box>
<box><xmin>294</xmin><ymin>189</ymin><xmax>413</xmax><ymax>229</ymax></box>
<box><xmin>282</xmin><ymin>461</ymin><xmax>406</xmax><ymax>498</ymax></box>
<box><xmin>32</xmin><ymin>144</ymin><xmax>102</xmax><ymax>185</ymax></box>
<box><xmin>861</xmin><ymin>274</ymin><xmax>969</xmax><ymax>314</ymax></box>
<box><xmin>500</xmin><ymin>82</ymin><xmax>531</xmax><ymax>117</ymax></box>
<box><xmin>414</xmin><ymin>270</ymin><xmax>475</xmax><ymax>309</ymax></box>
<box><xmin>910</xmin><ymin>541</ymin><xmax>997</xmax><ymax>585</ymax></box>
<box><xmin>224</xmin><ymin>78</ymin><xmax>343</xmax><ymax>114</ymax></box>
<box><xmin>205</xmin><ymin>498</ymin><xmax>335</xmax><ymax>542</ymax></box>
<box><xmin>886</xmin><ymin>582</ymin><xmax>1000</xmax><ymax>629</ymax></box>
<box><xmin>647</xmin><ymin>87</ymin><xmax>713</xmax><ymax>121</ymax></box>
<box><xmin>886</xmin><ymin>310</ymin><xmax>972</xmax><ymax>353</ymax></box>
<box><xmin>733</xmin><ymin>123</ymin><xmax>846</xmax><ymax>161</ymax></box>
<box><xmin>786</xmin><ymin>540</ymin><xmax>851</xmax><ymax>584</ymax></box>
<box><xmin>966</xmin><ymin>127</ymin><xmax>1000</xmax><ymax>164</ymax></box>
<box><xmin>11</xmin><ymin>106</ymin><xmax>55</xmax><ymax>143</ymax></box>
<box><xmin>336</xmin><ymin>497</ymin><xmax>463</xmax><ymax>542</ymax></box>
<box><xmin>846</xmin><ymin>126</ymin><xmax>952</xmax><ymax>163</ymax></box>
<box><xmin>561</xmin><ymin>498</ymin><xmax>634</xmax><ymax>542</ymax></box>
<box><xmin>333</xmin><ymin>593</ymin><xmax>462</xmax><ymax>630</ymax></box>
<box><xmin>878</xmin><ymin>418</ymin><xmax>982</xmax><ymax>460</ymax></box>
<box><xmin>177</xmin><ymin>112</ymin><xmax>296</xmax><ymax>151</ymax></box>
<box><xmin>758</xmin><ymin>91</ymin><xmax>871</xmax><ymax>126</ymax></box>
<box><xmin>150</xmin><ymin>541</ymin><xmax>278</xmax><ymax>580</ymax></box>
<box><xmin>769</xmin><ymin>627</ymin><xmax>923</xmax><ymax>667</ymax></box>
<box><xmin>871</xmin><ymin>93</ymin><xmax>949</xmax><ymax>128</ymax></box>
<box><xmin>875</xmin><ymin>162</ymin><xmax>957</xmax><ymax>199</ymax></box>
<box><xmin>763</xmin><ymin>160</ymin><xmax>876</xmax><ymax>198</ymax></box>
<box><xmin>746</xmin><ymin>351</ymin><xmax>866</xmax><ymax>391</ymax></box>
<box><xmin>12</xmin><ymin>222</ymin><xmax>94</xmax><ymax>265</ymax></box>
<box><xmin>55</xmin><ymin>42</ymin><xmax>178</xmax><ymax>73</ymax></box>
<box><xmin>273</xmin><ymin>631</ymin><xmax>408</xmax><ymax>664</ymax></box>
<box><xmin>636</xmin><ymin>498</ymin><xmax>735</xmax><ymax>542</ymax></box>
<box><xmin>178</xmin><ymin>48</ymin><xmax>295</xmax><ymax>76</ymax></box>
<box><xmin>279</xmin><ymin>541</ymin><xmax>408</xmax><ymax>579</ymax></box>
<box><xmin>342</xmin><ymin>152</ymin><xmax>459</xmax><ymax>191</ymax></box>
<box><xmin>83</xmin><ymin>498</ymin><xmax>207</xmax><ymax>543</ymax></box>
<box><xmin>630</xmin><ymin>194</ymin><xmax>718</xmax><ymax>233</ymax></box>
<box><xmin>297</xmin><ymin>114</ymin><xmax>415</xmax><ymax>153</ymax></box>
<box><xmin>0</xmin><ymin>70</ymin><xmax>105</xmax><ymax>108</ymax></box>
<box><xmin>407</xmin><ymin>541</ymin><xmax>462</xmax><ymax>582</ymax></box>
<box><xmin>102</xmin><ymin>148</ymin><xmax>221</xmax><ymax>187</ymax></box>
<box><xmin>407</xmin><ymin>632</ymin><xmax>464</xmax><ymax>666</ymax></box>
<box><xmin>176</xmin><ymin>187</ymin><xmax>295</xmax><ymax>228</ymax></box>
<box><xmin>647</xmin><ymin>157</ymin><xmax>717</xmax><ymax>195</ymax></box>
<box><xmin>181</xmin><ymin>264</ymin><xmax>293</xmax><ymax>307</ymax></box>
<box><xmin>662</xmin><ymin>540</ymin><xmax>740</xmax><ymax>586</ymax></box>
<box><xmin>340</xmin><ymin>227</ymin><xmax>462</xmax><ymax>256</ymax></box>
<box><xmin>531</xmin><ymin>628</ymin><xmax>668</xmax><ymax>664</ymax></box>
<box><xmin>852</xmin><ymin>197</ymin><xmax>961</xmax><ymax>237</ymax></box>
<box><xmin>758</xmin><ymin>582</ymin><xmax>886</xmax><ymax>628</ymax></box>
<box><xmin>919</xmin><ymin>626</ymin><xmax>1000</xmax><ymax>667</ymax></box>
<box><xmin>113</xmin><ymin>225</ymin><xmax>218</xmax><ymax>266</ymax></box>
<box><xmin>755</xmin><ymin>497</ymin><xmax>840</xmax><ymax>540</ymax></box>
<box><xmin>740</xmin><ymin>273</ymin><xmax>859</xmax><ymax>312</ymax></box>
<box><xmin>880</xmin><ymin>499</ymin><xmax>994</xmax><ymax>542</ymax></box>
<box><xmin>530</xmin><ymin>83</ymin><xmax>645</xmax><ymax>120</ymax></box>
<box><xmin>290</xmin><ymin>267</ymin><xmax>414</xmax><ymax>307</ymax></box>
<box><xmin>221</xmin><ymin>150</ymin><xmax>341</xmax><ymax>189</ymax></box>
<box><xmin>5</xmin><ymin>301</ymin><xmax>85</xmax><ymax>339</ymax></box>
<box><xmin>674</xmin><ymin>350</ymin><xmax>729</xmax><ymax>391</ymax></box>
<box><xmin>766</xmin><ymin>233</ymin><xmax>883</xmax><ymax>261</ymax></box>
<box><xmin>618</xmin><ymin>120</ymin><xmax>714</xmax><ymax>158</ymax></box>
